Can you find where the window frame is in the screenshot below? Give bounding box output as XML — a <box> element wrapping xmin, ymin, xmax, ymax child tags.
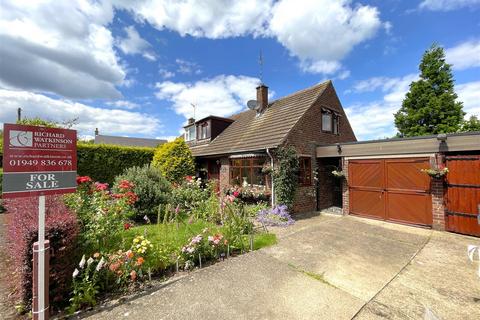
<box><xmin>321</xmin><ymin>108</ymin><xmax>340</xmax><ymax>135</ymax></box>
<box><xmin>321</xmin><ymin>110</ymin><xmax>333</xmax><ymax>133</ymax></box>
<box><xmin>298</xmin><ymin>157</ymin><xmax>312</xmax><ymax>186</ymax></box>
<box><xmin>185</xmin><ymin>125</ymin><xmax>196</xmax><ymax>141</ymax></box>
<box><xmin>198</xmin><ymin>122</ymin><xmax>209</xmax><ymax>140</ymax></box>
<box><xmin>229</xmin><ymin>157</ymin><xmax>266</xmax><ymax>186</ymax></box>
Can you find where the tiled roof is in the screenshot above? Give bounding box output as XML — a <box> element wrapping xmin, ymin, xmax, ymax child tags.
<box><xmin>94</xmin><ymin>135</ymin><xmax>166</xmax><ymax>148</ymax></box>
<box><xmin>190</xmin><ymin>80</ymin><xmax>330</xmax><ymax>157</ymax></box>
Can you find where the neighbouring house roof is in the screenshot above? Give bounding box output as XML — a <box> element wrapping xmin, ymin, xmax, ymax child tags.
<box><xmin>94</xmin><ymin>134</ymin><xmax>166</xmax><ymax>148</ymax></box>
<box><xmin>190</xmin><ymin>80</ymin><xmax>331</xmax><ymax>157</ymax></box>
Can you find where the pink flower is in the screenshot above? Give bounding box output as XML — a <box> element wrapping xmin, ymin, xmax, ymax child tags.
<box><xmin>233</xmin><ymin>191</ymin><xmax>240</xmax><ymax>197</ymax></box>
<box><xmin>95</xmin><ymin>182</ymin><xmax>109</xmax><ymax>191</ymax></box>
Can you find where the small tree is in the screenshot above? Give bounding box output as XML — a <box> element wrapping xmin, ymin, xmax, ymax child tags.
<box><xmin>460</xmin><ymin>116</ymin><xmax>480</xmax><ymax>132</ymax></box>
<box><xmin>152</xmin><ymin>138</ymin><xmax>195</xmax><ymax>183</ymax></box>
<box><xmin>17</xmin><ymin>117</ymin><xmax>59</xmax><ymax>128</ymax></box>
<box><xmin>394</xmin><ymin>44</ymin><xmax>465</xmax><ymax>137</ymax></box>
<box><xmin>273</xmin><ymin>146</ymin><xmax>299</xmax><ymax>209</ymax></box>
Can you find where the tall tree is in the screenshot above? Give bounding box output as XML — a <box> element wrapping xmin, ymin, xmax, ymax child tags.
<box><xmin>460</xmin><ymin>115</ymin><xmax>480</xmax><ymax>132</ymax></box>
<box><xmin>394</xmin><ymin>44</ymin><xmax>465</xmax><ymax>137</ymax></box>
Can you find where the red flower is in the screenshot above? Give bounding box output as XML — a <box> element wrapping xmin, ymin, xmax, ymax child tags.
<box><xmin>233</xmin><ymin>191</ymin><xmax>240</xmax><ymax>197</ymax></box>
<box><xmin>118</xmin><ymin>180</ymin><xmax>134</xmax><ymax>190</ymax></box>
<box><xmin>95</xmin><ymin>182</ymin><xmax>109</xmax><ymax>191</ymax></box>
<box><xmin>76</xmin><ymin>176</ymin><xmax>92</xmax><ymax>184</ymax></box>
<box><xmin>124</xmin><ymin>222</ymin><xmax>132</xmax><ymax>230</ymax></box>
<box><xmin>185</xmin><ymin>175</ymin><xmax>193</xmax><ymax>182</ymax></box>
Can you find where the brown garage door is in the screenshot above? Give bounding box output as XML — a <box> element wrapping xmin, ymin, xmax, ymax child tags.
<box><xmin>349</xmin><ymin>158</ymin><xmax>432</xmax><ymax>226</ymax></box>
<box><xmin>446</xmin><ymin>155</ymin><xmax>480</xmax><ymax>237</ymax></box>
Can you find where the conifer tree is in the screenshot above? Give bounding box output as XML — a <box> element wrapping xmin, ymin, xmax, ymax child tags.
<box><xmin>394</xmin><ymin>44</ymin><xmax>465</xmax><ymax>136</ymax></box>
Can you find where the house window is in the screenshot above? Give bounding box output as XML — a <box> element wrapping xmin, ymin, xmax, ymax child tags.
<box><xmin>230</xmin><ymin>157</ymin><xmax>266</xmax><ymax>186</ymax></box>
<box><xmin>185</xmin><ymin>126</ymin><xmax>196</xmax><ymax>141</ymax></box>
<box><xmin>333</xmin><ymin>115</ymin><xmax>339</xmax><ymax>135</ymax></box>
<box><xmin>198</xmin><ymin>122</ymin><xmax>209</xmax><ymax>140</ymax></box>
<box><xmin>298</xmin><ymin>157</ymin><xmax>312</xmax><ymax>186</ymax></box>
<box><xmin>322</xmin><ymin>111</ymin><xmax>332</xmax><ymax>132</ymax></box>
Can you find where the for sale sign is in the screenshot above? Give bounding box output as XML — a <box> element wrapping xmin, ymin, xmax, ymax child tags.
<box><xmin>2</xmin><ymin>124</ymin><xmax>77</xmax><ymax>198</ymax></box>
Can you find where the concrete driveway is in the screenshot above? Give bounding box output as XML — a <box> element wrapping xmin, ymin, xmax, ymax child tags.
<box><xmin>84</xmin><ymin>214</ymin><xmax>480</xmax><ymax>320</ymax></box>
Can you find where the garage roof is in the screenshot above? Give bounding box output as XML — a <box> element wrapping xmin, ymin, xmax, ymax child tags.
<box><xmin>316</xmin><ymin>132</ymin><xmax>480</xmax><ymax>158</ymax></box>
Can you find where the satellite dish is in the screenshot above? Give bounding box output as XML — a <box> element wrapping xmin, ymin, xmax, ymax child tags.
<box><xmin>247</xmin><ymin>100</ymin><xmax>259</xmax><ymax>110</ymax></box>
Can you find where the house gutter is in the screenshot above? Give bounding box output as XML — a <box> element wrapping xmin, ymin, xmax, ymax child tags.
<box><xmin>266</xmin><ymin>148</ymin><xmax>275</xmax><ymax>207</ymax></box>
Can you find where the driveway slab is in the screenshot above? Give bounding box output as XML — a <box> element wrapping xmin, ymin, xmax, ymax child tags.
<box><xmin>84</xmin><ymin>214</ymin><xmax>480</xmax><ymax>320</ymax></box>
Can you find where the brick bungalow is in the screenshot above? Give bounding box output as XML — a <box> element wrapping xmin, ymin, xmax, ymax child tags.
<box><xmin>184</xmin><ymin>80</ymin><xmax>356</xmax><ymax>212</ymax></box>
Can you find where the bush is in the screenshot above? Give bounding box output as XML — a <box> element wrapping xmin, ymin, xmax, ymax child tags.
<box><xmin>5</xmin><ymin>196</ymin><xmax>79</xmax><ymax>311</ymax></box>
<box><xmin>273</xmin><ymin>146</ymin><xmax>299</xmax><ymax>209</ymax></box>
<box><xmin>152</xmin><ymin>138</ymin><xmax>195</xmax><ymax>183</ymax></box>
<box><xmin>113</xmin><ymin>165</ymin><xmax>172</xmax><ymax>222</ymax></box>
<box><xmin>171</xmin><ymin>177</ymin><xmax>210</xmax><ymax>212</ymax></box>
<box><xmin>77</xmin><ymin>143</ymin><xmax>154</xmax><ymax>185</ymax></box>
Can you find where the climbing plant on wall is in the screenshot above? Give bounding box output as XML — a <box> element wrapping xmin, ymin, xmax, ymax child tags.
<box><xmin>273</xmin><ymin>146</ymin><xmax>299</xmax><ymax>209</ymax></box>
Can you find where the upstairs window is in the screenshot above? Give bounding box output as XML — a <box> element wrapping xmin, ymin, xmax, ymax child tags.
<box><xmin>322</xmin><ymin>111</ymin><xmax>332</xmax><ymax>132</ymax></box>
<box><xmin>185</xmin><ymin>126</ymin><xmax>196</xmax><ymax>141</ymax></box>
<box><xmin>198</xmin><ymin>122</ymin><xmax>209</xmax><ymax>140</ymax></box>
<box><xmin>298</xmin><ymin>157</ymin><xmax>312</xmax><ymax>186</ymax></box>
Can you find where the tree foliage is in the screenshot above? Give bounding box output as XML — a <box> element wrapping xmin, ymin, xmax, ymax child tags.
<box><xmin>273</xmin><ymin>146</ymin><xmax>299</xmax><ymax>209</ymax></box>
<box><xmin>460</xmin><ymin>115</ymin><xmax>480</xmax><ymax>132</ymax></box>
<box><xmin>394</xmin><ymin>44</ymin><xmax>465</xmax><ymax>137</ymax></box>
<box><xmin>17</xmin><ymin>117</ymin><xmax>59</xmax><ymax>128</ymax></box>
<box><xmin>152</xmin><ymin>138</ymin><xmax>195</xmax><ymax>183</ymax></box>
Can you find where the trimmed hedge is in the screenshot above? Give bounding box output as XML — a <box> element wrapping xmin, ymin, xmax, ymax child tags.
<box><xmin>5</xmin><ymin>196</ymin><xmax>79</xmax><ymax>310</ymax></box>
<box><xmin>77</xmin><ymin>143</ymin><xmax>155</xmax><ymax>185</ymax></box>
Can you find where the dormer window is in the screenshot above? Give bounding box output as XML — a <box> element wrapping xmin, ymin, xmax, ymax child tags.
<box><xmin>185</xmin><ymin>125</ymin><xmax>196</xmax><ymax>141</ymax></box>
<box><xmin>198</xmin><ymin>122</ymin><xmax>209</xmax><ymax>140</ymax></box>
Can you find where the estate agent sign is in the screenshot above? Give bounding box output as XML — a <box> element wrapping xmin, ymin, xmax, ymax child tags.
<box><xmin>2</xmin><ymin>124</ymin><xmax>77</xmax><ymax>197</ymax></box>
<box><xmin>2</xmin><ymin>123</ymin><xmax>77</xmax><ymax>320</ymax></box>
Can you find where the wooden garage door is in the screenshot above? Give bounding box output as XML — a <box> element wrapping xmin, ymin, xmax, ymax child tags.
<box><xmin>349</xmin><ymin>158</ymin><xmax>432</xmax><ymax>226</ymax></box>
<box><xmin>446</xmin><ymin>155</ymin><xmax>480</xmax><ymax>237</ymax></box>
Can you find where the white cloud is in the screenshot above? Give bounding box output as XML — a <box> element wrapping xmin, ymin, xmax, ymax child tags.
<box><xmin>419</xmin><ymin>0</ymin><xmax>480</xmax><ymax>11</ymax></box>
<box><xmin>175</xmin><ymin>59</ymin><xmax>202</xmax><ymax>75</ymax></box>
<box><xmin>159</xmin><ymin>68</ymin><xmax>175</xmax><ymax>79</ymax></box>
<box><xmin>106</xmin><ymin>100</ymin><xmax>141</xmax><ymax>109</ymax></box>
<box><xmin>117</xmin><ymin>25</ymin><xmax>157</xmax><ymax>61</ymax></box>
<box><xmin>155</xmin><ymin>75</ymin><xmax>262</xmax><ymax>120</ymax></box>
<box><xmin>445</xmin><ymin>39</ymin><xmax>480</xmax><ymax>70</ymax></box>
<box><xmin>0</xmin><ymin>89</ymin><xmax>161</xmax><ymax>137</ymax></box>
<box><xmin>457</xmin><ymin>81</ymin><xmax>480</xmax><ymax>117</ymax></box>
<box><xmin>346</xmin><ymin>75</ymin><xmax>480</xmax><ymax>140</ymax></box>
<box><xmin>270</xmin><ymin>0</ymin><xmax>383</xmax><ymax>76</ymax></box>
<box><xmin>0</xmin><ymin>0</ymin><xmax>125</xmax><ymax>99</ymax></box>
<box><xmin>345</xmin><ymin>74</ymin><xmax>418</xmax><ymax>140</ymax></box>
<box><xmin>115</xmin><ymin>0</ymin><xmax>383</xmax><ymax>77</ymax></box>
<box><xmin>116</xmin><ymin>0</ymin><xmax>273</xmax><ymax>39</ymax></box>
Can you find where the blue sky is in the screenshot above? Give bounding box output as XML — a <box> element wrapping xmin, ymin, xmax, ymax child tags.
<box><xmin>0</xmin><ymin>0</ymin><xmax>479</xmax><ymax>141</ymax></box>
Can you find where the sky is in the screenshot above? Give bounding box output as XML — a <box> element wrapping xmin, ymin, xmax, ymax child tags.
<box><xmin>0</xmin><ymin>0</ymin><xmax>479</xmax><ymax>141</ymax></box>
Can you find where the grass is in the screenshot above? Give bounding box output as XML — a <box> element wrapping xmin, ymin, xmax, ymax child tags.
<box><xmin>288</xmin><ymin>263</ymin><xmax>337</xmax><ymax>288</ymax></box>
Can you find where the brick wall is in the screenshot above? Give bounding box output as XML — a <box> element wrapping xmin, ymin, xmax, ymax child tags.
<box><xmin>284</xmin><ymin>83</ymin><xmax>356</xmax><ymax>213</ymax></box>
<box><xmin>219</xmin><ymin>157</ymin><xmax>230</xmax><ymax>193</ymax></box>
<box><xmin>342</xmin><ymin>158</ymin><xmax>349</xmax><ymax>215</ymax></box>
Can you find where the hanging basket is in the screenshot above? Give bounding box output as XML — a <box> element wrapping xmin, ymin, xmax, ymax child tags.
<box><xmin>421</xmin><ymin>167</ymin><xmax>449</xmax><ymax>179</ymax></box>
<box><xmin>331</xmin><ymin>170</ymin><xmax>346</xmax><ymax>179</ymax></box>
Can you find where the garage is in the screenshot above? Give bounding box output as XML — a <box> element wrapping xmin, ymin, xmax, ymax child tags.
<box><xmin>348</xmin><ymin>157</ymin><xmax>432</xmax><ymax>226</ymax></box>
<box><xmin>316</xmin><ymin>132</ymin><xmax>480</xmax><ymax>236</ymax></box>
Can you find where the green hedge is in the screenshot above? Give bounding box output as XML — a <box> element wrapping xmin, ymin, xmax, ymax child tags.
<box><xmin>77</xmin><ymin>144</ymin><xmax>155</xmax><ymax>185</ymax></box>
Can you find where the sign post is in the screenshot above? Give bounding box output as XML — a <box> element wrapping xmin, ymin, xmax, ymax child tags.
<box><xmin>2</xmin><ymin>124</ymin><xmax>77</xmax><ymax>320</ymax></box>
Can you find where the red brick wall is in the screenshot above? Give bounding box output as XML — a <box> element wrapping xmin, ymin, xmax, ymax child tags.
<box><xmin>285</xmin><ymin>82</ymin><xmax>356</xmax><ymax>213</ymax></box>
<box><xmin>219</xmin><ymin>157</ymin><xmax>230</xmax><ymax>193</ymax></box>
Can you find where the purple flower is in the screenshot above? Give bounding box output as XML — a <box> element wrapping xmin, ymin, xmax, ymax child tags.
<box><xmin>256</xmin><ymin>205</ymin><xmax>295</xmax><ymax>227</ymax></box>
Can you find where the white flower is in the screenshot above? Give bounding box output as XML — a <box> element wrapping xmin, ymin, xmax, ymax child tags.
<box><xmin>87</xmin><ymin>257</ymin><xmax>94</xmax><ymax>266</ymax></box>
<box><xmin>96</xmin><ymin>257</ymin><xmax>105</xmax><ymax>271</ymax></box>
<box><xmin>79</xmin><ymin>255</ymin><xmax>86</xmax><ymax>269</ymax></box>
<box><xmin>72</xmin><ymin>268</ymin><xmax>79</xmax><ymax>278</ymax></box>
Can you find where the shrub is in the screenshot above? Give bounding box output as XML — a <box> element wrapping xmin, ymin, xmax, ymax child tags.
<box><xmin>171</xmin><ymin>177</ymin><xmax>210</xmax><ymax>212</ymax></box>
<box><xmin>273</xmin><ymin>146</ymin><xmax>299</xmax><ymax>209</ymax></box>
<box><xmin>152</xmin><ymin>138</ymin><xmax>195</xmax><ymax>183</ymax></box>
<box><xmin>5</xmin><ymin>196</ymin><xmax>79</xmax><ymax>311</ymax></box>
<box><xmin>113</xmin><ymin>165</ymin><xmax>172</xmax><ymax>222</ymax></box>
<box><xmin>77</xmin><ymin>143</ymin><xmax>155</xmax><ymax>185</ymax></box>
<box><xmin>64</xmin><ymin>176</ymin><xmax>137</xmax><ymax>252</ymax></box>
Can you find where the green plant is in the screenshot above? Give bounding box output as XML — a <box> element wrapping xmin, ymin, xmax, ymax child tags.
<box><xmin>113</xmin><ymin>165</ymin><xmax>172</xmax><ymax>222</ymax></box>
<box><xmin>222</xmin><ymin>202</ymin><xmax>253</xmax><ymax>251</ymax></box>
<box><xmin>273</xmin><ymin>146</ymin><xmax>299</xmax><ymax>209</ymax></box>
<box><xmin>77</xmin><ymin>143</ymin><xmax>155</xmax><ymax>185</ymax></box>
<box><xmin>394</xmin><ymin>44</ymin><xmax>465</xmax><ymax>137</ymax></box>
<box><xmin>171</xmin><ymin>177</ymin><xmax>211</xmax><ymax>212</ymax></box>
<box><xmin>64</xmin><ymin>177</ymin><xmax>136</xmax><ymax>252</ymax></box>
<box><xmin>152</xmin><ymin>138</ymin><xmax>195</xmax><ymax>183</ymax></box>
<box><xmin>68</xmin><ymin>254</ymin><xmax>106</xmax><ymax>313</ymax></box>
<box><xmin>191</xmin><ymin>193</ymin><xmax>222</xmax><ymax>223</ymax></box>
<box><xmin>460</xmin><ymin>115</ymin><xmax>480</xmax><ymax>132</ymax></box>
